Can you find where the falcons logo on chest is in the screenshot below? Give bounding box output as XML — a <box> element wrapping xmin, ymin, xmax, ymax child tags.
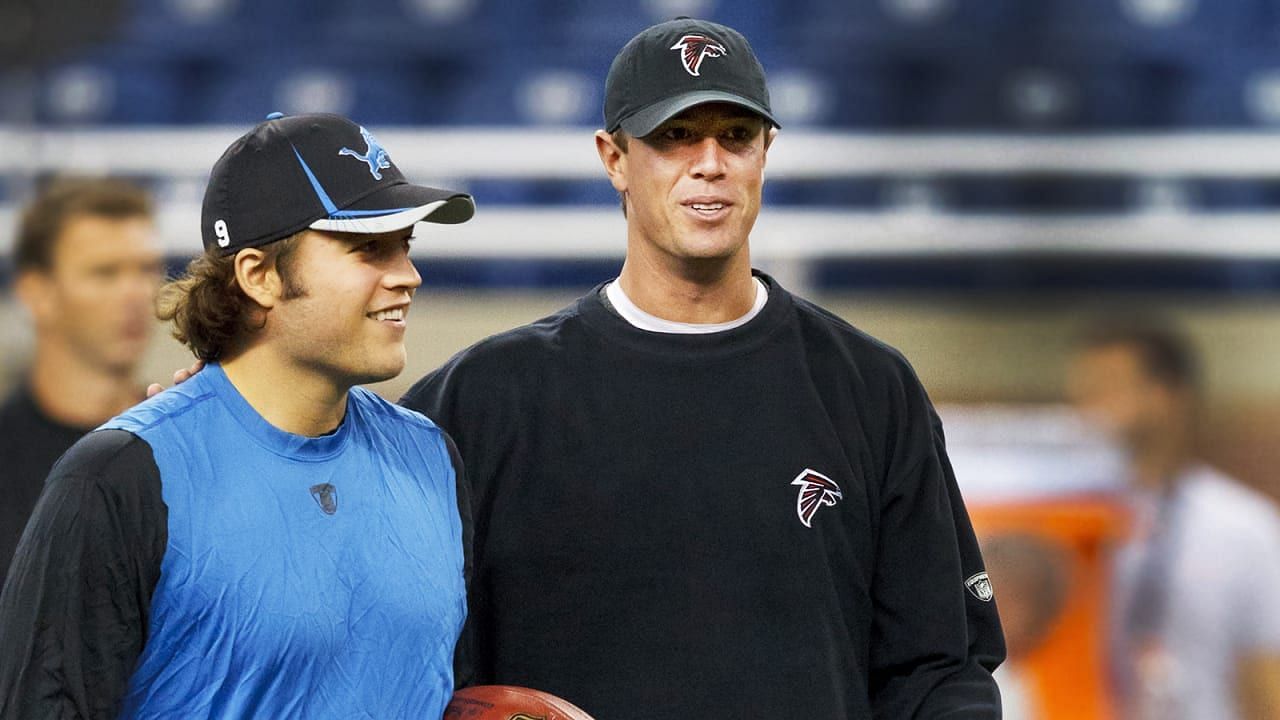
<box><xmin>791</xmin><ymin>468</ymin><xmax>842</xmax><ymax>528</ymax></box>
<box><xmin>670</xmin><ymin>34</ymin><xmax>728</xmax><ymax>77</ymax></box>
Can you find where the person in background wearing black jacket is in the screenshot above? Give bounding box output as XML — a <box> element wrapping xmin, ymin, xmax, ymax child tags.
<box><xmin>0</xmin><ymin>178</ymin><xmax>162</xmax><ymax>583</ymax></box>
<box><xmin>402</xmin><ymin>17</ymin><xmax>1005</xmax><ymax>718</ymax></box>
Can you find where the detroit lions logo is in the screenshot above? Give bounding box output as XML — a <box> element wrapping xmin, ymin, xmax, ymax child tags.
<box><xmin>670</xmin><ymin>34</ymin><xmax>728</xmax><ymax>77</ymax></box>
<box><xmin>791</xmin><ymin>468</ymin><xmax>842</xmax><ymax>528</ymax></box>
<box><xmin>338</xmin><ymin>126</ymin><xmax>392</xmax><ymax>180</ymax></box>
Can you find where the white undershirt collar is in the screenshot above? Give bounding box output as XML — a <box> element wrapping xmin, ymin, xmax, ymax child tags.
<box><xmin>604</xmin><ymin>277</ymin><xmax>768</xmax><ymax>334</ymax></box>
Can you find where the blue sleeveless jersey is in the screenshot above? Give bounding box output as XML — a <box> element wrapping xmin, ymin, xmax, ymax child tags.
<box><xmin>104</xmin><ymin>363</ymin><xmax>466</xmax><ymax>718</ymax></box>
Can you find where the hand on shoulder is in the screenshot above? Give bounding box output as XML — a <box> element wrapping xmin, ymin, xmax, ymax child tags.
<box><xmin>146</xmin><ymin>360</ymin><xmax>205</xmax><ymax>398</ymax></box>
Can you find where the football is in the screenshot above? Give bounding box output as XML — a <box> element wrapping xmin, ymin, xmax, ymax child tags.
<box><xmin>444</xmin><ymin>685</ymin><xmax>596</xmax><ymax>720</ymax></box>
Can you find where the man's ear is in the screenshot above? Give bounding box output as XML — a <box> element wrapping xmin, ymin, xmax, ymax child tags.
<box><xmin>233</xmin><ymin>247</ymin><xmax>281</xmax><ymax>310</ymax></box>
<box><xmin>763</xmin><ymin>125</ymin><xmax>778</xmax><ymax>153</ymax></box>
<box><xmin>14</xmin><ymin>270</ymin><xmax>54</xmax><ymax>326</ymax></box>
<box><xmin>595</xmin><ymin>129</ymin><xmax>628</xmax><ymax>194</ymax></box>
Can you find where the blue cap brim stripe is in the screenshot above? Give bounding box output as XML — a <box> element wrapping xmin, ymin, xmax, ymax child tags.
<box><xmin>291</xmin><ymin>146</ymin><xmax>340</xmax><ymax>216</ymax></box>
<box><xmin>329</xmin><ymin>207</ymin><xmax>414</xmax><ymax>218</ymax></box>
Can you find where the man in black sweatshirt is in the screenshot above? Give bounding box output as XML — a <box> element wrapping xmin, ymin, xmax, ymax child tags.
<box><xmin>404</xmin><ymin>17</ymin><xmax>1005</xmax><ymax>719</ymax></box>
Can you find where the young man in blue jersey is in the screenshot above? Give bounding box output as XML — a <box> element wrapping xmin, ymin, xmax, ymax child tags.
<box><xmin>0</xmin><ymin>113</ymin><xmax>476</xmax><ymax>719</ymax></box>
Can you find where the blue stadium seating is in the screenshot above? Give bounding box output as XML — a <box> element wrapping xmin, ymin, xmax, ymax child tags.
<box><xmin>527</xmin><ymin>0</ymin><xmax>781</xmax><ymax>57</ymax></box>
<box><xmin>758</xmin><ymin>39</ymin><xmax>949</xmax><ymax>130</ymax></box>
<box><xmin>930</xmin><ymin>55</ymin><xmax>1182</xmax><ymax>129</ymax></box>
<box><xmin>1175</xmin><ymin>48</ymin><xmax>1280</xmax><ymax>127</ymax></box>
<box><xmin>317</xmin><ymin>0</ymin><xmax>534</xmax><ymax>61</ymax></box>
<box><xmin>777</xmin><ymin>0</ymin><xmax>1033</xmax><ymax>56</ymax></box>
<box><xmin>524</xmin><ymin>1</ymin><xmax>684</xmax><ymax>50</ymax></box>
<box><xmin>444</xmin><ymin>50</ymin><xmax>605</xmax><ymax>126</ymax></box>
<box><xmin>762</xmin><ymin>51</ymin><xmax>982</xmax><ymax>130</ymax></box>
<box><xmin>201</xmin><ymin>53</ymin><xmax>444</xmax><ymax>126</ymax></box>
<box><xmin>9</xmin><ymin>0</ymin><xmax>1280</xmax><ymax>136</ymax></box>
<box><xmin>1182</xmin><ymin>180</ymin><xmax>1277</xmax><ymax>210</ymax></box>
<box><xmin>1035</xmin><ymin>0</ymin><xmax>1269</xmax><ymax>63</ymax></box>
<box><xmin>764</xmin><ymin>180</ymin><xmax>882</xmax><ymax>208</ymax></box>
<box><xmin>33</xmin><ymin>51</ymin><xmax>189</xmax><ymax>125</ymax></box>
<box><xmin>944</xmin><ymin>177</ymin><xmax>1133</xmax><ymax>213</ymax></box>
<box><xmin>120</xmin><ymin>0</ymin><xmax>313</xmax><ymax>61</ymax></box>
<box><xmin>465</xmin><ymin>179</ymin><xmax>618</xmax><ymax>206</ymax></box>
<box><xmin>749</xmin><ymin>57</ymin><xmax>849</xmax><ymax>128</ymax></box>
<box><xmin>0</xmin><ymin>75</ymin><xmax>37</xmax><ymax>124</ymax></box>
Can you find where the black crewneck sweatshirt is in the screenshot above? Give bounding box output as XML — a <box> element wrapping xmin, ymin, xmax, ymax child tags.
<box><xmin>403</xmin><ymin>273</ymin><xmax>1004</xmax><ymax>719</ymax></box>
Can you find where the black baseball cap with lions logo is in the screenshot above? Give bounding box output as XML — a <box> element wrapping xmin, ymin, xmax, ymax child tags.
<box><xmin>201</xmin><ymin>112</ymin><xmax>475</xmax><ymax>256</ymax></box>
<box><xmin>603</xmin><ymin>17</ymin><xmax>780</xmax><ymax>138</ymax></box>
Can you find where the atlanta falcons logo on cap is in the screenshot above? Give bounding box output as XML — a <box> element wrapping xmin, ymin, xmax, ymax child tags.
<box><xmin>670</xmin><ymin>34</ymin><xmax>728</xmax><ymax>77</ymax></box>
<box><xmin>791</xmin><ymin>468</ymin><xmax>842</xmax><ymax>528</ymax></box>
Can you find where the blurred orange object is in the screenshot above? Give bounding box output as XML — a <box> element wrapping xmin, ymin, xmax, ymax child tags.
<box><xmin>971</xmin><ymin>498</ymin><xmax>1130</xmax><ymax>720</ymax></box>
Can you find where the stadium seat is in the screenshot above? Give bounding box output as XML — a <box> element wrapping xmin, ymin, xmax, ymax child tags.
<box><xmin>764</xmin><ymin>179</ymin><xmax>882</xmax><ymax>209</ymax></box>
<box><xmin>944</xmin><ymin>177</ymin><xmax>1133</xmax><ymax>213</ymax></box>
<box><xmin>201</xmin><ymin>54</ymin><xmax>439</xmax><ymax>126</ymax></box>
<box><xmin>767</xmin><ymin>52</ymin><xmax>982</xmax><ymax>130</ymax></box>
<box><xmin>776</xmin><ymin>0</ymin><xmax>1031</xmax><ymax>56</ymax></box>
<box><xmin>465</xmin><ymin>179</ymin><xmax>617</xmax><ymax>207</ymax></box>
<box><xmin>316</xmin><ymin>0</ymin><xmax>533</xmax><ymax>61</ymax></box>
<box><xmin>34</xmin><ymin>52</ymin><xmax>188</xmax><ymax>125</ymax></box>
<box><xmin>759</xmin><ymin>42</ymin><xmax>945</xmax><ymax>130</ymax></box>
<box><xmin>531</xmin><ymin>0</ymin><xmax>703</xmax><ymax>51</ymax></box>
<box><xmin>1190</xmin><ymin>180</ymin><xmax>1280</xmax><ymax>210</ymax></box>
<box><xmin>855</xmin><ymin>56</ymin><xmax>960</xmax><ymax>129</ymax></box>
<box><xmin>931</xmin><ymin>55</ymin><xmax>1182</xmax><ymax>129</ymax></box>
<box><xmin>1035</xmin><ymin>0</ymin><xmax>1269</xmax><ymax>63</ymax></box>
<box><xmin>120</xmin><ymin>0</ymin><xmax>312</xmax><ymax>61</ymax></box>
<box><xmin>445</xmin><ymin>52</ymin><xmax>604</xmax><ymax>126</ymax></box>
<box><xmin>1175</xmin><ymin>48</ymin><xmax>1280</xmax><ymax>127</ymax></box>
<box><xmin>0</xmin><ymin>74</ymin><xmax>37</xmax><ymax>124</ymax></box>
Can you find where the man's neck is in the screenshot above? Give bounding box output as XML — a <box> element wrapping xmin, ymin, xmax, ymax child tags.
<box><xmin>1130</xmin><ymin>428</ymin><xmax>1196</xmax><ymax>492</ymax></box>
<box><xmin>221</xmin><ymin>346</ymin><xmax>350</xmax><ymax>437</ymax></box>
<box><xmin>29</xmin><ymin>341</ymin><xmax>140</xmax><ymax>428</ymax></box>
<box><xmin>616</xmin><ymin>248</ymin><xmax>756</xmax><ymax>324</ymax></box>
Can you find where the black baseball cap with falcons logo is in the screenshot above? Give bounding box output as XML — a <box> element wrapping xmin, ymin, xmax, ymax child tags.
<box><xmin>604</xmin><ymin>17</ymin><xmax>780</xmax><ymax>138</ymax></box>
<box><xmin>201</xmin><ymin>112</ymin><xmax>475</xmax><ymax>256</ymax></box>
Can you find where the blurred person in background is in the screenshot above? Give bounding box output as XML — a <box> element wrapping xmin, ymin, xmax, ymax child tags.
<box><xmin>1068</xmin><ymin>319</ymin><xmax>1280</xmax><ymax>720</ymax></box>
<box><xmin>404</xmin><ymin>17</ymin><xmax>1003</xmax><ymax>719</ymax></box>
<box><xmin>0</xmin><ymin>178</ymin><xmax>161</xmax><ymax>583</ymax></box>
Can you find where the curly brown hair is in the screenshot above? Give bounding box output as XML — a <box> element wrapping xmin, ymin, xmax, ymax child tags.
<box><xmin>156</xmin><ymin>235</ymin><xmax>302</xmax><ymax>361</ymax></box>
